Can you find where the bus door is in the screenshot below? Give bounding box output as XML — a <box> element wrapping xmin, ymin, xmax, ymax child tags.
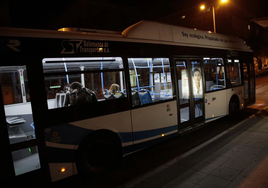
<box><xmin>174</xmin><ymin>58</ymin><xmax>205</xmax><ymax>130</ymax></box>
<box><xmin>249</xmin><ymin>62</ymin><xmax>256</xmax><ymax>104</ymax></box>
<box><xmin>243</xmin><ymin>62</ymin><xmax>255</xmax><ymax>106</ymax></box>
<box><xmin>0</xmin><ymin>64</ymin><xmax>48</xmax><ymax>185</ymax></box>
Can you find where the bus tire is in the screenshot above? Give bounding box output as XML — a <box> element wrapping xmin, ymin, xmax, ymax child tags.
<box><xmin>229</xmin><ymin>95</ymin><xmax>239</xmax><ymax>115</ymax></box>
<box><xmin>76</xmin><ymin>131</ymin><xmax>122</xmax><ymax>178</ymax></box>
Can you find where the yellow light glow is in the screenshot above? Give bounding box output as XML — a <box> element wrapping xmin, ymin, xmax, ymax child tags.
<box><xmin>212</xmin><ymin>115</ymin><xmax>214</xmax><ymax>117</ymax></box>
<box><xmin>60</xmin><ymin>168</ymin><xmax>66</xmax><ymax>172</ymax></box>
<box><xmin>221</xmin><ymin>0</ymin><xmax>228</xmax><ymax>3</ymax></box>
<box><xmin>241</xmin><ymin>104</ymin><xmax>244</xmax><ymax>107</ymax></box>
<box><xmin>200</xmin><ymin>5</ymin><xmax>205</xmax><ymax>10</ymax></box>
<box><xmin>161</xmin><ymin>134</ymin><xmax>165</xmax><ymax>137</ymax></box>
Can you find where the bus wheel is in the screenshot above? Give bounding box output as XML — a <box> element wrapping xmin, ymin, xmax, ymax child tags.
<box><xmin>76</xmin><ymin>133</ymin><xmax>121</xmax><ymax>177</ymax></box>
<box><xmin>229</xmin><ymin>96</ymin><xmax>239</xmax><ymax>115</ymax></box>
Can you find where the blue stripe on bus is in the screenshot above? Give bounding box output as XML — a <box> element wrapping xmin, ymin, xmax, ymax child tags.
<box><xmin>123</xmin><ymin>131</ymin><xmax>178</xmax><ymax>155</ymax></box>
<box><xmin>44</xmin><ymin>123</ymin><xmax>92</xmax><ymax>145</ymax></box>
<box><xmin>45</xmin><ymin>123</ymin><xmax>133</xmax><ymax>144</ymax></box>
<box><xmin>45</xmin><ymin>124</ymin><xmax>179</xmax><ymax>163</ymax></box>
<box><xmin>45</xmin><ymin>124</ymin><xmax>178</xmax><ymax>145</ymax></box>
<box><xmin>46</xmin><ymin>130</ymin><xmax>178</xmax><ymax>163</ymax></box>
<box><xmin>205</xmin><ymin>115</ymin><xmax>224</xmax><ymax>121</ymax></box>
<box><xmin>132</xmin><ymin>124</ymin><xmax>178</xmax><ymax>140</ymax></box>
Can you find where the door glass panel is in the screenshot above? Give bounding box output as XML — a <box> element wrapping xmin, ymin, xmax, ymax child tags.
<box><xmin>195</xmin><ymin>103</ymin><xmax>203</xmax><ymax>118</ymax></box>
<box><xmin>0</xmin><ymin>66</ymin><xmax>40</xmax><ymax>176</ymax></box>
<box><xmin>12</xmin><ymin>146</ymin><xmax>41</xmax><ymax>176</ymax></box>
<box><xmin>227</xmin><ymin>59</ymin><xmax>241</xmax><ymax>86</ymax></box>
<box><xmin>249</xmin><ymin>63</ymin><xmax>255</xmax><ymax>97</ymax></box>
<box><xmin>191</xmin><ymin>61</ymin><xmax>203</xmax><ymax>101</ymax></box>
<box><xmin>180</xmin><ymin>107</ymin><xmax>190</xmax><ymax>123</ymax></box>
<box><xmin>0</xmin><ymin>66</ymin><xmax>36</xmax><ymax>144</ymax></box>
<box><xmin>243</xmin><ymin>63</ymin><xmax>249</xmax><ymax>100</ymax></box>
<box><xmin>176</xmin><ymin>61</ymin><xmax>189</xmax><ymax>105</ymax></box>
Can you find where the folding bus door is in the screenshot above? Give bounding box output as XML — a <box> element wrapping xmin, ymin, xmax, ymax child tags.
<box><xmin>174</xmin><ymin>58</ymin><xmax>205</xmax><ymax>130</ymax></box>
<box><xmin>0</xmin><ymin>64</ymin><xmax>49</xmax><ymax>185</ymax></box>
<box><xmin>243</xmin><ymin>61</ymin><xmax>256</xmax><ymax>106</ymax></box>
<box><xmin>249</xmin><ymin>62</ymin><xmax>256</xmax><ymax>104</ymax></box>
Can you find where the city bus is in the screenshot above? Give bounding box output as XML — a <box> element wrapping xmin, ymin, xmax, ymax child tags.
<box><xmin>0</xmin><ymin>20</ymin><xmax>255</xmax><ymax>184</ymax></box>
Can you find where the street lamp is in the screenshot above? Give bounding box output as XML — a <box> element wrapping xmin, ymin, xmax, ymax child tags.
<box><xmin>200</xmin><ymin>0</ymin><xmax>228</xmax><ymax>33</ymax></box>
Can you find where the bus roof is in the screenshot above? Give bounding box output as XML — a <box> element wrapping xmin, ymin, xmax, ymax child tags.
<box><xmin>0</xmin><ymin>20</ymin><xmax>252</xmax><ymax>52</ymax></box>
<box><xmin>122</xmin><ymin>21</ymin><xmax>252</xmax><ymax>52</ymax></box>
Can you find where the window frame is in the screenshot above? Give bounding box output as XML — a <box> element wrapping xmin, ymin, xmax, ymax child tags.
<box><xmin>42</xmin><ymin>57</ymin><xmax>127</xmax><ymax>110</ymax></box>
<box><xmin>127</xmin><ymin>57</ymin><xmax>176</xmax><ymax>108</ymax></box>
<box><xmin>226</xmin><ymin>58</ymin><xmax>242</xmax><ymax>88</ymax></box>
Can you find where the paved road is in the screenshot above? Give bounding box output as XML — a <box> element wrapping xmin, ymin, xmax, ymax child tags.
<box><xmin>52</xmin><ymin>76</ymin><xmax>268</xmax><ymax>188</ymax></box>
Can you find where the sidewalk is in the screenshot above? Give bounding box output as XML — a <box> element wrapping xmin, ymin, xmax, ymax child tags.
<box><xmin>119</xmin><ymin>107</ymin><xmax>268</xmax><ymax>188</ymax></box>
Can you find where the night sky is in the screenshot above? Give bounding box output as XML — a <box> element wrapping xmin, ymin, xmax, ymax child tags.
<box><xmin>2</xmin><ymin>0</ymin><xmax>268</xmax><ymax>31</ymax></box>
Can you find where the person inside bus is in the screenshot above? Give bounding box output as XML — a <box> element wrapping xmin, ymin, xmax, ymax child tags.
<box><xmin>192</xmin><ymin>68</ymin><xmax>203</xmax><ymax>95</ymax></box>
<box><xmin>109</xmin><ymin>83</ymin><xmax>120</xmax><ymax>94</ymax></box>
<box><xmin>65</xmin><ymin>82</ymin><xmax>98</xmax><ymax>106</ymax></box>
<box><xmin>63</xmin><ymin>85</ymin><xmax>71</xmax><ymax>107</ymax></box>
<box><xmin>105</xmin><ymin>83</ymin><xmax>125</xmax><ymax>100</ymax></box>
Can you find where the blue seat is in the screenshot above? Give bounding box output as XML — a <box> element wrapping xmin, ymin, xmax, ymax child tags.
<box><xmin>138</xmin><ymin>90</ymin><xmax>152</xmax><ymax>105</ymax></box>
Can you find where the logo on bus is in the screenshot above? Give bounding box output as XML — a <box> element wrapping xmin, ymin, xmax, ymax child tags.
<box><xmin>61</xmin><ymin>40</ymin><xmax>110</xmax><ymax>54</ymax></box>
<box><xmin>166</xmin><ymin>104</ymin><xmax>171</xmax><ymax>112</ymax></box>
<box><xmin>7</xmin><ymin>39</ymin><xmax>20</xmax><ymax>52</ymax></box>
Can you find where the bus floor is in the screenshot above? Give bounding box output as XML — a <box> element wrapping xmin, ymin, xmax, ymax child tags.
<box><xmin>51</xmin><ymin>105</ymin><xmax>268</xmax><ymax>188</ymax></box>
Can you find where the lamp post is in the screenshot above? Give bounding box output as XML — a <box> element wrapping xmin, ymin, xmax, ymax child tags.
<box><xmin>212</xmin><ymin>6</ymin><xmax>216</xmax><ymax>33</ymax></box>
<box><xmin>200</xmin><ymin>0</ymin><xmax>228</xmax><ymax>33</ymax></box>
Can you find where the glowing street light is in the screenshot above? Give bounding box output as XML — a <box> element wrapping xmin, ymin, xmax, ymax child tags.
<box><xmin>200</xmin><ymin>0</ymin><xmax>228</xmax><ymax>33</ymax></box>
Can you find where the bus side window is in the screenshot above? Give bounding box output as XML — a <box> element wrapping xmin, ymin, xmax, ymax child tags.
<box><xmin>203</xmin><ymin>57</ymin><xmax>226</xmax><ymax>92</ymax></box>
<box><xmin>42</xmin><ymin>57</ymin><xmax>126</xmax><ymax>109</ymax></box>
<box><xmin>128</xmin><ymin>58</ymin><xmax>174</xmax><ymax>107</ymax></box>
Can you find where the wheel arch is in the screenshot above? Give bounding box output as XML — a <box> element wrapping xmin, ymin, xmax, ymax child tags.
<box><xmin>230</xmin><ymin>94</ymin><xmax>240</xmax><ymax>104</ymax></box>
<box><xmin>77</xmin><ymin>128</ymin><xmax>123</xmax><ymax>155</ymax></box>
<box><xmin>75</xmin><ymin>128</ymin><xmax>124</xmax><ymax>176</ymax></box>
<box><xmin>229</xmin><ymin>94</ymin><xmax>240</xmax><ymax>114</ymax></box>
